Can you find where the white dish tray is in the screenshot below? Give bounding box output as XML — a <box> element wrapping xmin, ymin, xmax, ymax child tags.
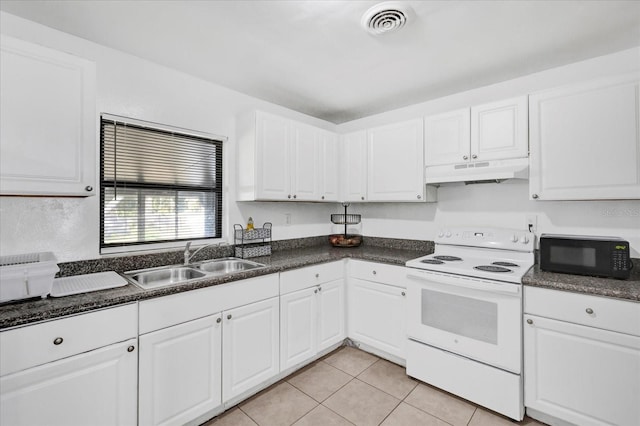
<box><xmin>51</xmin><ymin>271</ymin><xmax>128</xmax><ymax>297</ymax></box>
<box><xmin>0</xmin><ymin>252</ymin><xmax>59</xmax><ymax>302</ymax></box>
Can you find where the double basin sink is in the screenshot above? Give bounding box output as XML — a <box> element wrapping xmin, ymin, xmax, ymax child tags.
<box><xmin>124</xmin><ymin>257</ymin><xmax>266</xmax><ymax>290</ymax></box>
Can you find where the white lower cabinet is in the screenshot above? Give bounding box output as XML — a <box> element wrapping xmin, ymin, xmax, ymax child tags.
<box><xmin>138</xmin><ymin>314</ymin><xmax>222</xmax><ymax>426</ymax></box>
<box><xmin>524</xmin><ymin>287</ymin><xmax>640</xmax><ymax>426</ymax></box>
<box><xmin>222</xmin><ymin>296</ymin><xmax>280</xmax><ymax>402</ymax></box>
<box><xmin>317</xmin><ymin>279</ymin><xmax>346</xmax><ymax>351</ymax></box>
<box><xmin>279</xmin><ymin>262</ymin><xmax>346</xmax><ymax>371</ymax></box>
<box><xmin>280</xmin><ymin>279</ymin><xmax>346</xmax><ymax>370</ymax></box>
<box><xmin>1</xmin><ymin>338</ymin><xmax>137</xmax><ymax>426</ymax></box>
<box><xmin>347</xmin><ymin>261</ymin><xmax>408</xmax><ymax>360</ymax></box>
<box><xmin>0</xmin><ymin>304</ymin><xmax>138</xmax><ymax>426</ymax></box>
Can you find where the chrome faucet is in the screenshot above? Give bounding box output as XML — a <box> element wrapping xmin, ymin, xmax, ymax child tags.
<box><xmin>184</xmin><ymin>242</ymin><xmax>192</xmax><ymax>265</ymax></box>
<box><xmin>184</xmin><ymin>241</ymin><xmax>228</xmax><ymax>265</ymax></box>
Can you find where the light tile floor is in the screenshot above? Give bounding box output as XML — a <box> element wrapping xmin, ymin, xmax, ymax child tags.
<box><xmin>204</xmin><ymin>346</ymin><xmax>547</xmax><ymax>426</ymax></box>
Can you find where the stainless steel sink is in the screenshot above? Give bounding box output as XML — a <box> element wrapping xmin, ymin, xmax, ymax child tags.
<box><xmin>124</xmin><ymin>258</ymin><xmax>265</xmax><ymax>289</ymax></box>
<box><xmin>125</xmin><ymin>266</ymin><xmax>207</xmax><ymax>289</ymax></box>
<box><xmin>194</xmin><ymin>258</ymin><xmax>265</xmax><ymax>274</ymax></box>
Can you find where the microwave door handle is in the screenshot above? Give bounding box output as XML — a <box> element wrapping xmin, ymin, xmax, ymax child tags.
<box><xmin>406</xmin><ymin>270</ymin><xmax>521</xmax><ymax>295</ymax></box>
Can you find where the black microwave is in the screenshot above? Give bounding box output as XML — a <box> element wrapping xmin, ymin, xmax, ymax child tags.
<box><xmin>540</xmin><ymin>234</ymin><xmax>632</xmax><ymax>279</ymax></box>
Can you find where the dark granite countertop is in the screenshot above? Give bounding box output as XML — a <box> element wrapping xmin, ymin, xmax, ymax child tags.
<box><xmin>4</xmin><ymin>237</ymin><xmax>637</xmax><ymax>330</ymax></box>
<box><xmin>523</xmin><ymin>261</ymin><xmax>640</xmax><ymax>302</ymax></box>
<box><xmin>0</xmin><ymin>241</ymin><xmax>430</xmax><ymax>330</ymax></box>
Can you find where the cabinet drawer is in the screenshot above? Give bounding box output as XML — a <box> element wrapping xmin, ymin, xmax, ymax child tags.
<box><xmin>0</xmin><ymin>303</ymin><xmax>137</xmax><ymax>376</ymax></box>
<box><xmin>524</xmin><ymin>286</ymin><xmax>640</xmax><ymax>336</ymax></box>
<box><xmin>349</xmin><ymin>260</ymin><xmax>408</xmax><ymax>288</ymax></box>
<box><xmin>280</xmin><ymin>261</ymin><xmax>344</xmax><ymax>294</ymax></box>
<box><xmin>139</xmin><ymin>274</ymin><xmax>279</xmax><ymax>334</ymax></box>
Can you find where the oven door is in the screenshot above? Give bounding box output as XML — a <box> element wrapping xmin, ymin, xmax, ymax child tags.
<box><xmin>406</xmin><ymin>269</ymin><xmax>522</xmax><ymax>374</ymax></box>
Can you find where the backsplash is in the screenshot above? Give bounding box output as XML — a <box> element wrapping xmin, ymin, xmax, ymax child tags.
<box><xmin>57</xmin><ymin>235</ymin><xmax>434</xmax><ymax>277</ymax></box>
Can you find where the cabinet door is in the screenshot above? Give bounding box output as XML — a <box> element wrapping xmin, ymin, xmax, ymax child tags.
<box><xmin>222</xmin><ymin>297</ymin><xmax>279</xmax><ymax>402</ymax></box>
<box><xmin>139</xmin><ymin>315</ymin><xmax>222</xmax><ymax>426</ymax></box>
<box><xmin>0</xmin><ymin>338</ymin><xmax>137</xmax><ymax>426</ymax></box>
<box><xmin>255</xmin><ymin>111</ymin><xmax>291</xmax><ymax>200</ymax></box>
<box><xmin>529</xmin><ymin>77</ymin><xmax>640</xmax><ymax>200</ymax></box>
<box><xmin>367</xmin><ymin>119</ymin><xmax>425</xmax><ymax>201</ymax></box>
<box><xmin>317</xmin><ymin>279</ymin><xmax>346</xmax><ymax>352</ymax></box>
<box><xmin>424</xmin><ymin>108</ymin><xmax>470</xmax><ymax>166</ymax></box>
<box><xmin>291</xmin><ymin>122</ymin><xmax>320</xmax><ymax>200</ymax></box>
<box><xmin>280</xmin><ymin>287</ymin><xmax>317</xmax><ymax>370</ymax></box>
<box><xmin>471</xmin><ymin>96</ymin><xmax>528</xmax><ymax>161</ymax></box>
<box><xmin>341</xmin><ymin>131</ymin><xmax>368</xmax><ymax>201</ymax></box>
<box><xmin>524</xmin><ymin>314</ymin><xmax>640</xmax><ymax>426</ymax></box>
<box><xmin>348</xmin><ymin>278</ymin><xmax>407</xmax><ymax>359</ymax></box>
<box><xmin>319</xmin><ymin>131</ymin><xmax>339</xmax><ymax>201</ymax></box>
<box><xmin>0</xmin><ymin>36</ymin><xmax>96</xmax><ymax>196</ymax></box>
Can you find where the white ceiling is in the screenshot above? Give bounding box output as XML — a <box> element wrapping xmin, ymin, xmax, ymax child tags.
<box><xmin>2</xmin><ymin>0</ymin><xmax>639</xmax><ymax>124</ymax></box>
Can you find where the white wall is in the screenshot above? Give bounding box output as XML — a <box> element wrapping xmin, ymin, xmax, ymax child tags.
<box><xmin>1</xmin><ymin>12</ymin><xmax>639</xmax><ymax>262</ymax></box>
<box><xmin>0</xmin><ymin>12</ymin><xmax>337</xmax><ymax>262</ymax></box>
<box><xmin>337</xmin><ymin>47</ymin><xmax>640</xmax><ymax>256</ymax></box>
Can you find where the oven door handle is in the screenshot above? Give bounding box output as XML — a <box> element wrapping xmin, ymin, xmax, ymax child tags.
<box><xmin>406</xmin><ymin>269</ymin><xmax>521</xmax><ymax>295</ymax></box>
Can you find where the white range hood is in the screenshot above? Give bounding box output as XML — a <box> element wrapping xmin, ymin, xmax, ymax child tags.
<box><xmin>425</xmin><ymin>157</ymin><xmax>529</xmax><ymax>184</ymax></box>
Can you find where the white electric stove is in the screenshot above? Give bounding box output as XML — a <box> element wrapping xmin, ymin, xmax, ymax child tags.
<box><xmin>405</xmin><ymin>227</ymin><xmax>534</xmax><ymax>421</ymax></box>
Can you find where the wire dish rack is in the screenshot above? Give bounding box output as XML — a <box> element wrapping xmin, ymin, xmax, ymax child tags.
<box><xmin>234</xmin><ymin>222</ymin><xmax>272</xmax><ymax>258</ymax></box>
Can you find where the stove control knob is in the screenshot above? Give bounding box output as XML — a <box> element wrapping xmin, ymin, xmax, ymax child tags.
<box><xmin>445</xmin><ymin>231</ymin><xmax>452</xmax><ymax>238</ymax></box>
<box><xmin>510</xmin><ymin>235</ymin><xmax>518</xmax><ymax>243</ymax></box>
<box><xmin>438</xmin><ymin>231</ymin><xmax>444</xmax><ymax>238</ymax></box>
<box><xmin>520</xmin><ymin>235</ymin><xmax>530</xmax><ymax>244</ymax></box>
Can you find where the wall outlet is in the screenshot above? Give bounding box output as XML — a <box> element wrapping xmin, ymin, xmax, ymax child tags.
<box><xmin>525</xmin><ymin>214</ymin><xmax>538</xmax><ymax>233</ymax></box>
<box><xmin>285</xmin><ymin>213</ymin><xmax>291</xmax><ymax>226</ymax></box>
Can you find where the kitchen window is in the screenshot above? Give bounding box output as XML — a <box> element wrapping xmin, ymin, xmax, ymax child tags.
<box><xmin>100</xmin><ymin>115</ymin><xmax>224</xmax><ymax>251</ymax></box>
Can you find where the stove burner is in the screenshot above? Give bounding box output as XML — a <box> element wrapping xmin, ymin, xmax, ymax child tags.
<box><xmin>420</xmin><ymin>259</ymin><xmax>445</xmax><ymax>265</ymax></box>
<box><xmin>474</xmin><ymin>265</ymin><xmax>512</xmax><ymax>273</ymax></box>
<box><xmin>433</xmin><ymin>255</ymin><xmax>463</xmax><ymax>262</ymax></box>
<box><xmin>492</xmin><ymin>261</ymin><xmax>519</xmax><ymax>267</ymax></box>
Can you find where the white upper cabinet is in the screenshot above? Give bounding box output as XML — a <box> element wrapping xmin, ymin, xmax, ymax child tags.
<box><xmin>0</xmin><ymin>36</ymin><xmax>96</xmax><ymax>196</ymax></box>
<box><xmin>291</xmin><ymin>122</ymin><xmax>320</xmax><ymax>201</ymax></box>
<box><xmin>340</xmin><ymin>131</ymin><xmax>368</xmax><ymax>202</ymax></box>
<box><xmin>254</xmin><ymin>111</ymin><xmax>291</xmax><ymax>200</ymax></box>
<box><xmin>319</xmin><ymin>130</ymin><xmax>339</xmax><ymax>202</ymax></box>
<box><xmin>367</xmin><ymin>119</ymin><xmax>426</xmax><ymax>202</ymax></box>
<box><xmin>471</xmin><ymin>96</ymin><xmax>528</xmax><ymax>161</ymax></box>
<box><xmin>238</xmin><ymin>111</ymin><xmax>335</xmax><ymax>202</ymax></box>
<box><xmin>529</xmin><ymin>75</ymin><xmax>640</xmax><ymax>200</ymax></box>
<box><xmin>425</xmin><ymin>97</ymin><xmax>528</xmax><ymax>168</ymax></box>
<box><xmin>425</xmin><ymin>108</ymin><xmax>471</xmax><ymax>166</ymax></box>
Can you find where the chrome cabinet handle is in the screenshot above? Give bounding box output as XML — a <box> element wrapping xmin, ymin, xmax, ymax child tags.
<box><xmin>127</xmin><ymin>345</ymin><xmax>135</xmax><ymax>352</ymax></box>
<box><xmin>586</xmin><ymin>308</ymin><xmax>594</xmax><ymax>314</ymax></box>
<box><xmin>53</xmin><ymin>337</ymin><xmax>63</xmax><ymax>345</ymax></box>
<box><xmin>321</xmin><ymin>196</ymin><xmax>325</xmax><ymax>200</ymax></box>
<box><xmin>318</xmin><ymin>286</ymin><xmax>322</xmax><ymax>291</ymax></box>
<box><xmin>372</xmin><ymin>271</ymin><xmax>377</xmax><ymax>275</ymax></box>
<box><xmin>471</xmin><ymin>154</ymin><xmax>478</xmax><ymax>159</ymax></box>
<box><xmin>361</xmin><ymin>196</ymin><xmax>365</xmax><ymax>200</ymax></box>
<box><xmin>532</xmin><ymin>194</ymin><xmax>539</xmax><ymax>199</ymax></box>
<box><xmin>417</xmin><ymin>195</ymin><xmax>421</xmax><ymax>199</ymax></box>
<box><xmin>216</xmin><ymin>317</ymin><xmax>222</xmax><ymax>323</ymax></box>
<box><xmin>401</xmin><ymin>291</ymin><xmax>406</xmax><ymax>296</ymax></box>
<box><xmin>84</xmin><ymin>185</ymin><xmax>93</xmax><ymax>192</ymax></box>
<box><xmin>227</xmin><ymin>314</ymin><xmax>232</xmax><ymax>320</ymax></box>
<box><xmin>293</xmin><ymin>195</ymin><xmax>297</xmax><ymax>199</ymax></box>
<box><xmin>314</xmin><ymin>289</ymin><xmax>318</xmax><ymax>294</ymax></box>
<box><xmin>526</xmin><ymin>319</ymin><xmax>533</xmax><ymax>325</ymax></box>
<box><xmin>288</xmin><ymin>194</ymin><xmax>292</xmax><ymax>199</ymax></box>
<box><xmin>463</xmin><ymin>155</ymin><xmax>469</xmax><ymax>160</ymax></box>
<box><xmin>315</xmin><ymin>273</ymin><xmax>320</xmax><ymax>278</ymax></box>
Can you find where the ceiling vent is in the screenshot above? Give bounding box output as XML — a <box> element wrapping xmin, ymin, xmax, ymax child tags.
<box><xmin>361</xmin><ymin>1</ymin><xmax>413</xmax><ymax>35</ymax></box>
